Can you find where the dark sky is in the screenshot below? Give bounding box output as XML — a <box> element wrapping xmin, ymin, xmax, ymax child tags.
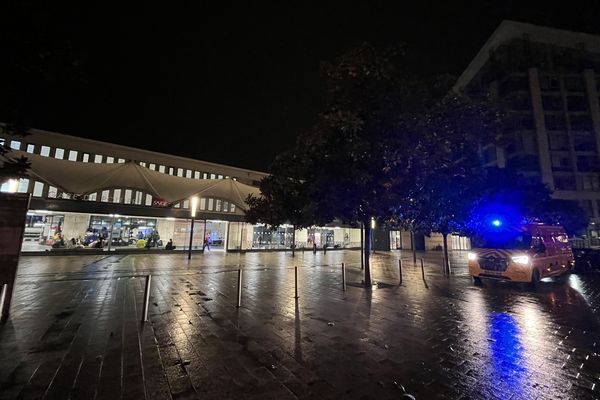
<box><xmin>2</xmin><ymin>1</ymin><xmax>600</xmax><ymax>171</ymax></box>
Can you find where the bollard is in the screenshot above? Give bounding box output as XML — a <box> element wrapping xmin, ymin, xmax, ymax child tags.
<box><xmin>236</xmin><ymin>269</ymin><xmax>242</xmax><ymax>307</ymax></box>
<box><xmin>341</xmin><ymin>263</ymin><xmax>346</xmax><ymax>292</ymax></box>
<box><xmin>142</xmin><ymin>275</ymin><xmax>152</xmax><ymax>323</ymax></box>
<box><xmin>420</xmin><ymin>258</ymin><xmax>426</xmax><ymax>283</ymax></box>
<box><xmin>398</xmin><ymin>259</ymin><xmax>403</xmax><ymax>285</ymax></box>
<box><xmin>0</xmin><ymin>283</ymin><xmax>7</xmax><ymax>319</ymax></box>
<box><xmin>294</xmin><ymin>266</ymin><xmax>299</xmax><ymax>299</ymax></box>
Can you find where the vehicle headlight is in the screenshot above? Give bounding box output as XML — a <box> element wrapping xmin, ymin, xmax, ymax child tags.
<box><xmin>511</xmin><ymin>255</ymin><xmax>530</xmax><ymax>265</ymax></box>
<box><xmin>467</xmin><ymin>252</ymin><xmax>477</xmax><ymax>261</ymax></box>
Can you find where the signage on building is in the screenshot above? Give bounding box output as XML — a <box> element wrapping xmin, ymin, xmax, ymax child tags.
<box><xmin>152</xmin><ymin>198</ymin><xmax>170</xmax><ymax>208</ymax></box>
<box><xmin>0</xmin><ymin>192</ymin><xmax>30</xmax><ymax>320</ymax></box>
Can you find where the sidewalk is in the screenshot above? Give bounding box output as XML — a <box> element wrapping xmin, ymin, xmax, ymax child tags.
<box><xmin>0</xmin><ymin>251</ymin><xmax>598</xmax><ymax>399</ymax></box>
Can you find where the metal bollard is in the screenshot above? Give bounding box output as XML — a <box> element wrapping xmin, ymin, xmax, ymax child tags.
<box><xmin>0</xmin><ymin>283</ymin><xmax>7</xmax><ymax>319</ymax></box>
<box><xmin>142</xmin><ymin>275</ymin><xmax>152</xmax><ymax>323</ymax></box>
<box><xmin>342</xmin><ymin>263</ymin><xmax>346</xmax><ymax>292</ymax></box>
<box><xmin>398</xmin><ymin>259</ymin><xmax>403</xmax><ymax>285</ymax></box>
<box><xmin>294</xmin><ymin>266</ymin><xmax>299</xmax><ymax>299</ymax></box>
<box><xmin>236</xmin><ymin>269</ymin><xmax>242</xmax><ymax>307</ymax></box>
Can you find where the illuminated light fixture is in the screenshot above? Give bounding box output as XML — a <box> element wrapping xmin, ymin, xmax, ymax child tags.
<box><xmin>370</xmin><ymin>217</ymin><xmax>376</xmax><ymax>229</ymax></box>
<box><xmin>190</xmin><ymin>196</ymin><xmax>199</xmax><ymax>218</ymax></box>
<box><xmin>467</xmin><ymin>252</ymin><xmax>478</xmax><ymax>261</ymax></box>
<box><xmin>166</xmin><ymin>217</ymin><xmax>175</xmax><ymax>221</ymax></box>
<box><xmin>492</xmin><ymin>219</ymin><xmax>502</xmax><ymax>227</ymax></box>
<box><xmin>511</xmin><ymin>255</ymin><xmax>530</xmax><ymax>265</ymax></box>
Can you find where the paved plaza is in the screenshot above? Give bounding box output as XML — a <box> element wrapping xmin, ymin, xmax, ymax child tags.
<box><xmin>0</xmin><ymin>250</ymin><xmax>599</xmax><ymax>399</ymax></box>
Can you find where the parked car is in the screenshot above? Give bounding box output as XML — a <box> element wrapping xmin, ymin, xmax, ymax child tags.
<box><xmin>573</xmin><ymin>248</ymin><xmax>600</xmax><ymax>271</ymax></box>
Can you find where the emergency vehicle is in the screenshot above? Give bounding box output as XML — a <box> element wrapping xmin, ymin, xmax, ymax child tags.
<box><xmin>468</xmin><ymin>222</ymin><xmax>574</xmax><ymax>286</ymax></box>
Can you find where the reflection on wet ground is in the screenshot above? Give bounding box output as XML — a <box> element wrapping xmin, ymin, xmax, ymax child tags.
<box><xmin>0</xmin><ymin>250</ymin><xmax>599</xmax><ymax>399</ymax></box>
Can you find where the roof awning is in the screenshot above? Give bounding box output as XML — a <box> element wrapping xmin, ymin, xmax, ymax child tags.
<box><xmin>8</xmin><ymin>151</ymin><xmax>261</xmax><ymax>209</ymax></box>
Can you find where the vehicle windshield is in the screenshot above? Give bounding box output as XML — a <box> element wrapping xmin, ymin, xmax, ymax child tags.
<box><xmin>471</xmin><ymin>232</ymin><xmax>532</xmax><ymax>250</ymax></box>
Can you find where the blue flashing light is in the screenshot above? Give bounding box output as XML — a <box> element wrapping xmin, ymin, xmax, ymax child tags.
<box><xmin>492</xmin><ymin>219</ymin><xmax>502</xmax><ymax>227</ymax></box>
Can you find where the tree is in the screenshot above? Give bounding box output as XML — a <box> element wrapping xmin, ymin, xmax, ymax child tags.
<box><xmin>245</xmin><ymin>149</ymin><xmax>315</xmax><ymax>256</ymax></box>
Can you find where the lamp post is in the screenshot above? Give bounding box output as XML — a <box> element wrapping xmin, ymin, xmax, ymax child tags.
<box><xmin>188</xmin><ymin>196</ymin><xmax>198</xmax><ymax>260</ymax></box>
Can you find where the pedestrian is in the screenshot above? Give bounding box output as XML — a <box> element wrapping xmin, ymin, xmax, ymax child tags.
<box><xmin>323</xmin><ymin>242</ymin><xmax>327</xmax><ymax>254</ymax></box>
<box><xmin>203</xmin><ymin>235</ymin><xmax>210</xmax><ymax>252</ymax></box>
<box><xmin>312</xmin><ymin>241</ymin><xmax>317</xmax><ymax>254</ymax></box>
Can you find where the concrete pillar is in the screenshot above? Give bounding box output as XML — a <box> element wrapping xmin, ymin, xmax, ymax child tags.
<box><xmin>528</xmin><ymin>67</ymin><xmax>554</xmax><ymax>189</ymax></box>
<box><xmin>583</xmin><ymin>69</ymin><xmax>600</xmax><ymax>160</ymax></box>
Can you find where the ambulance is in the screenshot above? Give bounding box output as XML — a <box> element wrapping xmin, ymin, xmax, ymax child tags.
<box><xmin>468</xmin><ymin>222</ymin><xmax>574</xmax><ymax>287</ymax></box>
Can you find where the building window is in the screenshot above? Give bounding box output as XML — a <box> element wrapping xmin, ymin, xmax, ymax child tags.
<box><xmin>68</xmin><ymin>150</ymin><xmax>78</xmax><ymax>161</ymax></box>
<box><xmin>203</xmin><ymin>173</ymin><xmax>208</xmax><ymax>179</ymax></box>
<box><xmin>101</xmin><ymin>190</ymin><xmax>110</xmax><ymax>202</ymax></box>
<box><xmin>231</xmin><ymin>204</ymin><xmax>236</xmax><ymax>213</ymax></box>
<box><xmin>215</xmin><ymin>199</ymin><xmax>222</xmax><ymax>212</ymax></box>
<box><xmin>17</xmin><ymin>179</ymin><xmax>29</xmax><ymax>193</ymax></box>
<box><xmin>106</xmin><ymin>156</ymin><xmax>114</xmax><ymax>163</ymax></box>
<box><xmin>26</xmin><ymin>144</ymin><xmax>35</xmax><ymax>153</ymax></box>
<box><xmin>183</xmin><ymin>200</ymin><xmax>189</xmax><ymax>209</ymax></box>
<box><xmin>88</xmin><ymin>193</ymin><xmax>97</xmax><ymax>201</ymax></box>
<box><xmin>113</xmin><ymin>189</ymin><xmax>121</xmax><ymax>203</ymax></box>
<box><xmin>545</xmin><ymin>114</ymin><xmax>566</xmax><ymax>130</ymax></box>
<box><xmin>177</xmin><ymin>168</ymin><xmax>183</xmax><ymax>177</ymax></box>
<box><xmin>47</xmin><ymin>186</ymin><xmax>58</xmax><ymax>198</ymax></box>
<box><xmin>223</xmin><ymin>201</ymin><xmax>229</xmax><ymax>212</ymax></box>
<box><xmin>40</xmin><ymin>146</ymin><xmax>51</xmax><ymax>157</ymax></box>
<box><xmin>549</xmin><ymin>133</ymin><xmax>570</xmax><ymax>150</ymax></box>
<box><xmin>118</xmin><ymin>158</ymin><xmax>125</xmax><ymax>163</ymax></box>
<box><xmin>551</xmin><ymin>154</ymin><xmax>571</xmax><ymax>171</ymax></box>
<box><xmin>134</xmin><ymin>191</ymin><xmax>143</xmax><ymax>205</ymax></box>
<box><xmin>186</xmin><ymin>169</ymin><xmax>192</xmax><ymax>178</ymax></box>
<box><xmin>94</xmin><ymin>155</ymin><xmax>103</xmax><ymax>163</ymax></box>
<box><xmin>553</xmin><ymin>175</ymin><xmax>576</xmax><ymax>191</ymax></box>
<box><xmin>577</xmin><ymin>155</ymin><xmax>598</xmax><ymax>172</ymax></box>
<box><xmin>194</xmin><ymin>171</ymin><xmax>200</xmax><ymax>179</ymax></box>
<box><xmin>149</xmin><ymin>163</ymin><xmax>156</xmax><ymax>170</ymax></box>
<box><xmin>159</xmin><ymin>165</ymin><xmax>165</xmax><ymax>173</ymax></box>
<box><xmin>579</xmin><ymin>175</ymin><xmax>600</xmax><ymax>191</ymax></box>
<box><xmin>10</xmin><ymin>140</ymin><xmax>21</xmax><ymax>150</ymax></box>
<box><xmin>168</xmin><ymin>167</ymin><xmax>174</xmax><ymax>175</ymax></box>
<box><xmin>200</xmin><ymin>198</ymin><xmax>206</xmax><ymax>210</ymax></box>
<box><xmin>210</xmin><ymin>173</ymin><xmax>216</xmax><ymax>179</ymax></box>
<box><xmin>124</xmin><ymin>190</ymin><xmax>132</xmax><ymax>204</ymax></box>
<box><xmin>82</xmin><ymin>153</ymin><xmax>90</xmax><ymax>162</ymax></box>
<box><xmin>218</xmin><ymin>174</ymin><xmax>223</xmax><ymax>179</ymax></box>
<box><xmin>32</xmin><ymin>182</ymin><xmax>44</xmax><ymax>197</ymax></box>
<box><xmin>55</xmin><ymin>148</ymin><xmax>65</xmax><ymax>159</ymax></box>
<box><xmin>207</xmin><ymin>198</ymin><xmax>214</xmax><ymax>210</ymax></box>
<box><xmin>145</xmin><ymin>194</ymin><xmax>152</xmax><ymax>206</ymax></box>
<box><xmin>140</xmin><ymin>162</ymin><xmax>146</xmax><ymax>167</ymax></box>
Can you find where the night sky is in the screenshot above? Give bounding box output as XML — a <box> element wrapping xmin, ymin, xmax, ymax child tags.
<box><xmin>2</xmin><ymin>1</ymin><xmax>600</xmax><ymax>171</ymax></box>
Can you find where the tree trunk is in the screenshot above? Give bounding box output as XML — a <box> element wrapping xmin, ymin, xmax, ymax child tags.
<box><xmin>411</xmin><ymin>230</ymin><xmax>417</xmax><ymax>265</ymax></box>
<box><xmin>442</xmin><ymin>232</ymin><xmax>450</xmax><ymax>275</ymax></box>
<box><xmin>364</xmin><ymin>222</ymin><xmax>372</xmax><ymax>286</ymax></box>
<box><xmin>292</xmin><ymin>226</ymin><xmax>296</xmax><ymax>257</ymax></box>
<box><xmin>360</xmin><ymin>223</ymin><xmax>364</xmax><ymax>270</ymax></box>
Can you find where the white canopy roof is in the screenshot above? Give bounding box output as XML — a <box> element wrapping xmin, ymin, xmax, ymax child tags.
<box><xmin>9</xmin><ymin>151</ymin><xmax>261</xmax><ymax>209</ymax></box>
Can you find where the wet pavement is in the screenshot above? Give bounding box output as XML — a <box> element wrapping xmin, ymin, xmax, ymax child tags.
<box><xmin>0</xmin><ymin>250</ymin><xmax>599</xmax><ymax>399</ymax></box>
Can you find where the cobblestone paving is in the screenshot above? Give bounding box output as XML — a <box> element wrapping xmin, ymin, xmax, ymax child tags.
<box><xmin>0</xmin><ymin>250</ymin><xmax>599</xmax><ymax>399</ymax></box>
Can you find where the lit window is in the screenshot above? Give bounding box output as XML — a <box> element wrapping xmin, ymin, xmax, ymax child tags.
<box><xmin>174</xmin><ymin>202</ymin><xmax>180</xmax><ymax>208</ymax></box>
<box><xmin>186</xmin><ymin>170</ymin><xmax>192</xmax><ymax>178</ymax></box>
<box><xmin>88</xmin><ymin>193</ymin><xmax>97</xmax><ymax>201</ymax></box>
<box><xmin>145</xmin><ymin>194</ymin><xmax>152</xmax><ymax>206</ymax></box>
<box><xmin>33</xmin><ymin>182</ymin><xmax>44</xmax><ymax>197</ymax></box>
<box><xmin>26</xmin><ymin>144</ymin><xmax>35</xmax><ymax>153</ymax></box>
<box><xmin>203</xmin><ymin>173</ymin><xmax>208</xmax><ymax>179</ymax></box>
<box><xmin>124</xmin><ymin>190</ymin><xmax>132</xmax><ymax>204</ymax></box>
<box><xmin>177</xmin><ymin>168</ymin><xmax>183</xmax><ymax>177</ymax></box>
<box><xmin>218</xmin><ymin>174</ymin><xmax>223</xmax><ymax>179</ymax></box>
<box><xmin>48</xmin><ymin>186</ymin><xmax>58</xmax><ymax>198</ymax></box>
<box><xmin>55</xmin><ymin>148</ymin><xmax>64</xmax><ymax>159</ymax></box>
<box><xmin>210</xmin><ymin>173</ymin><xmax>216</xmax><ymax>179</ymax></box>
<box><xmin>118</xmin><ymin>158</ymin><xmax>125</xmax><ymax>163</ymax></box>
<box><xmin>140</xmin><ymin>162</ymin><xmax>146</xmax><ymax>167</ymax></box>
<box><xmin>17</xmin><ymin>179</ymin><xmax>29</xmax><ymax>193</ymax></box>
<box><xmin>94</xmin><ymin>155</ymin><xmax>103</xmax><ymax>163</ymax></box>
<box><xmin>223</xmin><ymin>201</ymin><xmax>229</xmax><ymax>212</ymax></box>
<box><xmin>159</xmin><ymin>165</ymin><xmax>165</xmax><ymax>173</ymax></box>
<box><xmin>194</xmin><ymin>171</ymin><xmax>200</xmax><ymax>179</ymax></box>
<box><xmin>216</xmin><ymin>199</ymin><xmax>222</xmax><ymax>212</ymax></box>
<box><xmin>149</xmin><ymin>163</ymin><xmax>156</xmax><ymax>170</ymax></box>
<box><xmin>68</xmin><ymin>150</ymin><xmax>78</xmax><ymax>161</ymax></box>
<box><xmin>82</xmin><ymin>153</ymin><xmax>90</xmax><ymax>162</ymax></box>
<box><xmin>106</xmin><ymin>156</ymin><xmax>114</xmax><ymax>163</ymax></box>
<box><xmin>40</xmin><ymin>146</ymin><xmax>51</xmax><ymax>157</ymax></box>
<box><xmin>169</xmin><ymin>167</ymin><xmax>174</xmax><ymax>175</ymax></box>
<box><xmin>10</xmin><ymin>140</ymin><xmax>21</xmax><ymax>150</ymax></box>
<box><xmin>113</xmin><ymin>189</ymin><xmax>121</xmax><ymax>203</ymax></box>
<box><xmin>208</xmin><ymin>198</ymin><xmax>214</xmax><ymax>210</ymax></box>
<box><xmin>183</xmin><ymin>200</ymin><xmax>189</xmax><ymax>209</ymax></box>
<box><xmin>231</xmin><ymin>204</ymin><xmax>236</xmax><ymax>213</ymax></box>
<box><xmin>101</xmin><ymin>190</ymin><xmax>110</xmax><ymax>202</ymax></box>
<box><xmin>200</xmin><ymin>198</ymin><xmax>206</xmax><ymax>210</ymax></box>
<box><xmin>134</xmin><ymin>191</ymin><xmax>143</xmax><ymax>205</ymax></box>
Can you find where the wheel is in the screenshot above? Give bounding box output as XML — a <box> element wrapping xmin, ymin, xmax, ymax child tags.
<box><xmin>473</xmin><ymin>276</ymin><xmax>483</xmax><ymax>285</ymax></box>
<box><xmin>529</xmin><ymin>268</ymin><xmax>540</xmax><ymax>289</ymax></box>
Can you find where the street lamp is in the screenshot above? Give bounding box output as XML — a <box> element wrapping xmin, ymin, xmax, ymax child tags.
<box><xmin>188</xmin><ymin>196</ymin><xmax>199</xmax><ymax>260</ymax></box>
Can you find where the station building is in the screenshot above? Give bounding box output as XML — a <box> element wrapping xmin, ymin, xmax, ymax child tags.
<box><xmin>0</xmin><ymin>127</ymin><xmax>363</xmax><ymax>253</ymax></box>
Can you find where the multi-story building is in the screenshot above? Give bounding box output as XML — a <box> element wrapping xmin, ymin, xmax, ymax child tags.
<box><xmin>1</xmin><ymin>126</ymin><xmax>362</xmax><ymax>252</ymax></box>
<box><xmin>454</xmin><ymin>20</ymin><xmax>600</xmax><ymax>241</ymax></box>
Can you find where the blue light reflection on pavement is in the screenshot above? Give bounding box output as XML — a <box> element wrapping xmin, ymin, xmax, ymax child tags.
<box><xmin>489</xmin><ymin>312</ymin><xmax>528</xmax><ymax>395</ymax></box>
